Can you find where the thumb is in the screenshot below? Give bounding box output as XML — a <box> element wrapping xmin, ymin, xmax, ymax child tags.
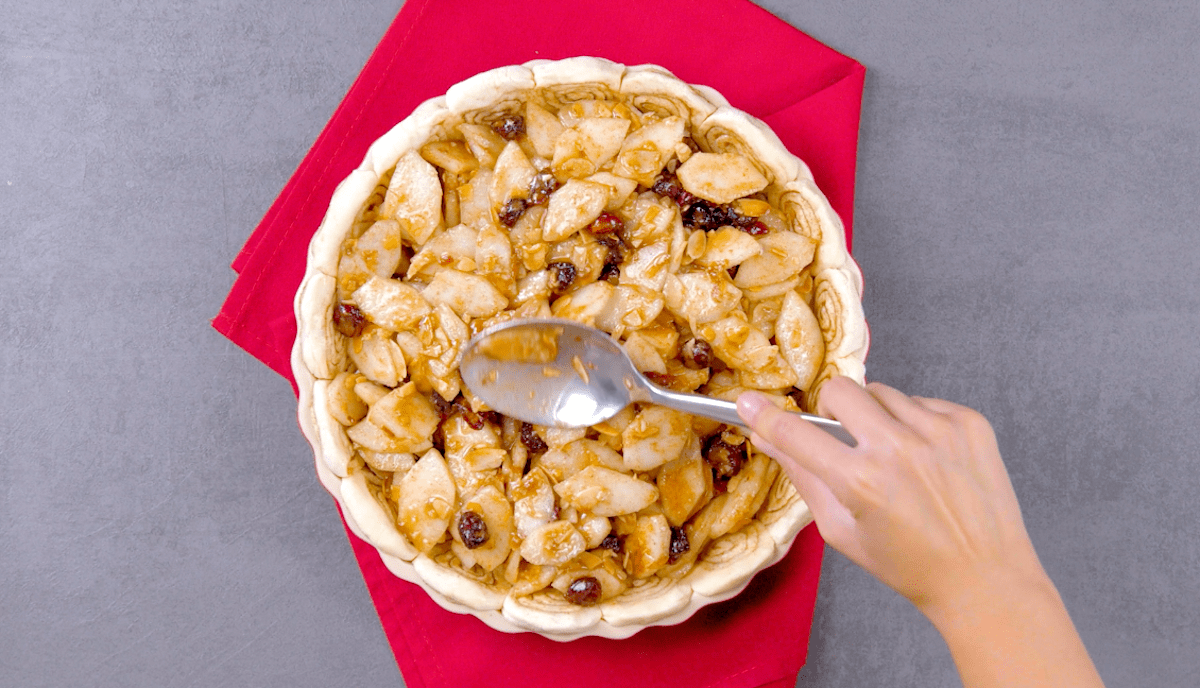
<box><xmin>737</xmin><ymin>391</ymin><xmax>849</xmax><ymax>492</ymax></box>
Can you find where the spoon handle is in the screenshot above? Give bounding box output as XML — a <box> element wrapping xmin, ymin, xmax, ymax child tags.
<box><xmin>643</xmin><ymin>385</ymin><xmax>857</xmax><ymax>447</ymax></box>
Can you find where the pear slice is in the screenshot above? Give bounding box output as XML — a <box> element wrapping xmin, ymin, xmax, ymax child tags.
<box><xmin>625</xmin><ymin>514</ymin><xmax>671</xmax><ymax>578</ymax></box>
<box><xmin>620</xmin><ymin>406</ymin><xmax>691</xmax><ymax>472</ymax></box>
<box><xmin>351</xmin><ymin>276</ymin><xmax>431</xmax><ymax>333</ymax></box>
<box><xmin>733</xmin><ymin>231</ymin><xmax>816</xmax><ymax>290</ymax></box>
<box><xmin>542</xmin><ymin>179</ymin><xmax>610</xmax><ymax>242</ymax></box>
<box><xmin>379</xmin><ymin>149</ymin><xmax>442</xmax><ymax>245</ymax></box>
<box><xmin>419</xmin><ymin>140</ymin><xmax>478</xmax><ymax>176</ymax></box>
<box><xmin>490</xmin><ymin>141</ymin><xmax>537</xmax><ymax>208</ymax></box>
<box><xmin>450</xmin><ymin>485</ymin><xmax>513</xmax><ymax>573</ymax></box>
<box><xmin>420</xmin><ymin>268</ymin><xmax>509</xmax><ymax>319</ymax></box>
<box><xmin>396</xmin><ymin>449</ymin><xmax>457</xmax><ymax>553</ymax></box>
<box><xmin>695</xmin><ymin>226</ymin><xmax>762</xmax><ymax>270</ymax></box>
<box><xmin>676</xmin><ymin>152</ymin><xmax>767</xmax><ymax>205</ymax></box>
<box><xmin>775</xmin><ymin>289</ymin><xmax>825</xmax><ymax>391</ymax></box>
<box><xmin>366</xmin><ymin>382</ymin><xmax>440</xmax><ymax>453</ymax></box>
<box><xmin>553</xmin><ymin>466</ymin><xmax>658</xmax><ymax>517</ymax></box>
<box><xmin>657</xmin><ymin>447</ymin><xmax>711</xmax><ymax>527</ymax></box>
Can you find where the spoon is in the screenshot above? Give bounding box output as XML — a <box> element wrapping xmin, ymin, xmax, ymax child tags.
<box><xmin>459</xmin><ymin>317</ymin><xmax>855</xmax><ymax>446</ymax></box>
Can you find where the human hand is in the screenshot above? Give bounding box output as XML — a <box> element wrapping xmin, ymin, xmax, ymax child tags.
<box><xmin>736</xmin><ymin>377</ymin><xmax>1044</xmax><ymax>620</ymax></box>
<box><xmin>738</xmin><ymin>377</ymin><xmax>1105</xmax><ymax>688</ymax></box>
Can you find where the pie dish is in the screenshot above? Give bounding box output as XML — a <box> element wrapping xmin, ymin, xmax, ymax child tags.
<box><xmin>292</xmin><ymin>57</ymin><xmax>868</xmax><ymax>640</ymax></box>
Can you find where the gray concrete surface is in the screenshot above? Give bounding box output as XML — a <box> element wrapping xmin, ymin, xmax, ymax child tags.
<box><xmin>2</xmin><ymin>1</ymin><xmax>1196</xmax><ymax>686</ymax></box>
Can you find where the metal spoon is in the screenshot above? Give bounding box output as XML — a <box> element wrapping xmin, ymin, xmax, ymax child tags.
<box><xmin>459</xmin><ymin>317</ymin><xmax>855</xmax><ymax>446</ymax></box>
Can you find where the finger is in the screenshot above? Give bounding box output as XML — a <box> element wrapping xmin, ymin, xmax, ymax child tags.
<box><xmin>866</xmin><ymin>382</ymin><xmax>951</xmax><ymax>442</ymax></box>
<box><xmin>913</xmin><ymin>396</ymin><xmax>1008</xmax><ymax>484</ymax></box>
<box><xmin>738</xmin><ymin>392</ymin><xmax>850</xmax><ymax>491</ymax></box>
<box><xmin>817</xmin><ymin>376</ymin><xmax>913</xmax><ymax>449</ymax></box>
<box><xmin>751</xmin><ymin>433</ymin><xmax>859</xmax><ymax>547</ymax></box>
<box><xmin>753</xmin><ymin>435</ymin><xmax>869</xmax><ymax>565</ymax></box>
<box><xmin>909</xmin><ymin>395</ymin><xmax>969</xmax><ymax>416</ymax></box>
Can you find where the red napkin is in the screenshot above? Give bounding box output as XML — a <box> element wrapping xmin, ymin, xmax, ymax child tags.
<box><xmin>213</xmin><ymin>1</ymin><xmax>865</xmax><ymax>685</ymax></box>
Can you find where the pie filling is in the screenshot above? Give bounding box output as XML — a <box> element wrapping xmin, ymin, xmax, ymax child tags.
<box><xmin>321</xmin><ymin>85</ymin><xmax>836</xmax><ymax>607</ymax></box>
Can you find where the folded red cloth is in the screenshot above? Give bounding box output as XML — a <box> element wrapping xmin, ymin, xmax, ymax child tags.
<box><xmin>213</xmin><ymin>1</ymin><xmax>864</xmax><ymax>685</ymax></box>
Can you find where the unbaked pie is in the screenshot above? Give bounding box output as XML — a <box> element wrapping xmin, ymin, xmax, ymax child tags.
<box><xmin>293</xmin><ymin>57</ymin><xmax>868</xmax><ymax>639</ymax></box>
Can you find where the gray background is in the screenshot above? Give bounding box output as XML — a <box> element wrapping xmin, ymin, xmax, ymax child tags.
<box><xmin>2</xmin><ymin>0</ymin><xmax>1196</xmax><ymax>686</ymax></box>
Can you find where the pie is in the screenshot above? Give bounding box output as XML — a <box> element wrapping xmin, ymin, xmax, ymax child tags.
<box><xmin>292</xmin><ymin>57</ymin><xmax>868</xmax><ymax>640</ymax></box>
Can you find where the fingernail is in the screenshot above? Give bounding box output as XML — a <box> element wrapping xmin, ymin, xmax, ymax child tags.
<box><xmin>737</xmin><ymin>392</ymin><xmax>771</xmax><ymax>425</ymax></box>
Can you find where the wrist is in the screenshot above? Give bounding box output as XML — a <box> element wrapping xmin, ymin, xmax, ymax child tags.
<box><xmin>918</xmin><ymin>561</ymin><xmax>1106</xmax><ymax>688</ymax></box>
<box><xmin>919</xmin><ymin>560</ymin><xmax>1058</xmax><ymax>638</ymax></box>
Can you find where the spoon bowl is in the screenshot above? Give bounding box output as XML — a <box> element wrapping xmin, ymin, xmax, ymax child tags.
<box><xmin>460</xmin><ymin>318</ymin><xmax>855</xmax><ymax>445</ymax></box>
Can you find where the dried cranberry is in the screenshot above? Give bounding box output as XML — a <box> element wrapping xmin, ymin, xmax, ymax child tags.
<box><xmin>431</xmin><ymin>393</ymin><xmax>453</xmax><ymax>421</ymax></box>
<box><xmin>644</xmin><ymin>371</ymin><xmax>672</xmax><ymax>387</ymax></box>
<box><xmin>650</xmin><ymin>169</ymin><xmax>681</xmax><ymax>197</ymax></box>
<box><xmin>527</xmin><ymin>173</ymin><xmax>560</xmax><ymax>205</ymax></box>
<box><xmin>713</xmin><ymin>478</ymin><xmax>730</xmax><ymax>495</ymax></box>
<box><xmin>392</xmin><ymin>243</ymin><xmax>416</xmax><ymax>279</ymax></box>
<box><xmin>332</xmin><ymin>303</ymin><xmax>366</xmax><ymax>338</ymax></box>
<box><xmin>680</xmin><ymin>201</ymin><xmax>710</xmax><ymax>229</ymax></box>
<box><xmin>599</xmin><ymin>262</ymin><xmax>621</xmax><ymax>284</ymax></box>
<box><xmin>668</xmin><ymin>526</ymin><xmax>690</xmax><ymax>564</ymax></box>
<box><xmin>788</xmin><ymin>389</ymin><xmax>806</xmax><ymax>410</ymax></box>
<box><xmin>681</xmin><ymin>338</ymin><xmax>714</xmax><ymax>369</ymax></box>
<box><xmin>727</xmin><ymin>265</ymin><xmax>739</xmax><ymax>280</ymax></box>
<box><xmin>457</xmin><ymin>510</ymin><xmax>489</xmax><ymax>549</ymax></box>
<box><xmin>453</xmin><ymin>397</ymin><xmax>485</xmax><ymax>430</ymax></box>
<box><xmin>721</xmin><ymin>204</ymin><xmax>742</xmax><ymax>225</ymax></box>
<box><xmin>498</xmin><ymin>197</ymin><xmax>527</xmax><ymax>227</ymax></box>
<box><xmin>599</xmin><ymin>533</ymin><xmax>624</xmax><ymax>554</ymax></box>
<box><xmin>704</xmin><ymin>433</ymin><xmax>746</xmax><ymax>481</ymax></box>
<box><xmin>742</xmin><ymin>219</ymin><xmax>770</xmax><ymax>236</ymax></box>
<box><xmin>547</xmin><ymin>261</ymin><xmax>577</xmax><ymax>294</ymax></box>
<box><xmin>650</xmin><ymin>168</ymin><xmax>694</xmax><ymax>205</ymax></box>
<box><xmin>674</xmin><ymin>188</ymin><xmax>698</xmax><ymax>207</ymax></box>
<box><xmin>596</xmin><ymin>233</ymin><xmax>623</xmax><ymax>253</ymax></box>
<box><xmin>491</xmin><ymin>115</ymin><xmax>526</xmax><ymax>140</ymax></box>
<box><xmin>597</xmin><ymin>234</ymin><xmax>626</xmax><ymax>270</ymax></box>
<box><xmin>520</xmin><ymin>422</ymin><xmax>548</xmax><ymax>455</ymax></box>
<box><xmin>731</xmin><ymin>212</ymin><xmax>756</xmax><ymax>229</ymax></box>
<box><xmin>480</xmin><ymin>410</ymin><xmax>503</xmax><ymax>426</ymax></box>
<box><xmin>587</xmin><ymin>212</ymin><xmax>624</xmax><ymax>235</ymax></box>
<box><xmin>682</xmin><ymin>200</ymin><xmax>726</xmax><ymax>231</ymax></box>
<box><xmin>564</xmin><ymin>576</ymin><xmax>603</xmax><ymax>606</ymax></box>
<box><xmin>651</xmin><ymin>169</ymin><xmax>707</xmax><ymax>205</ymax></box>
